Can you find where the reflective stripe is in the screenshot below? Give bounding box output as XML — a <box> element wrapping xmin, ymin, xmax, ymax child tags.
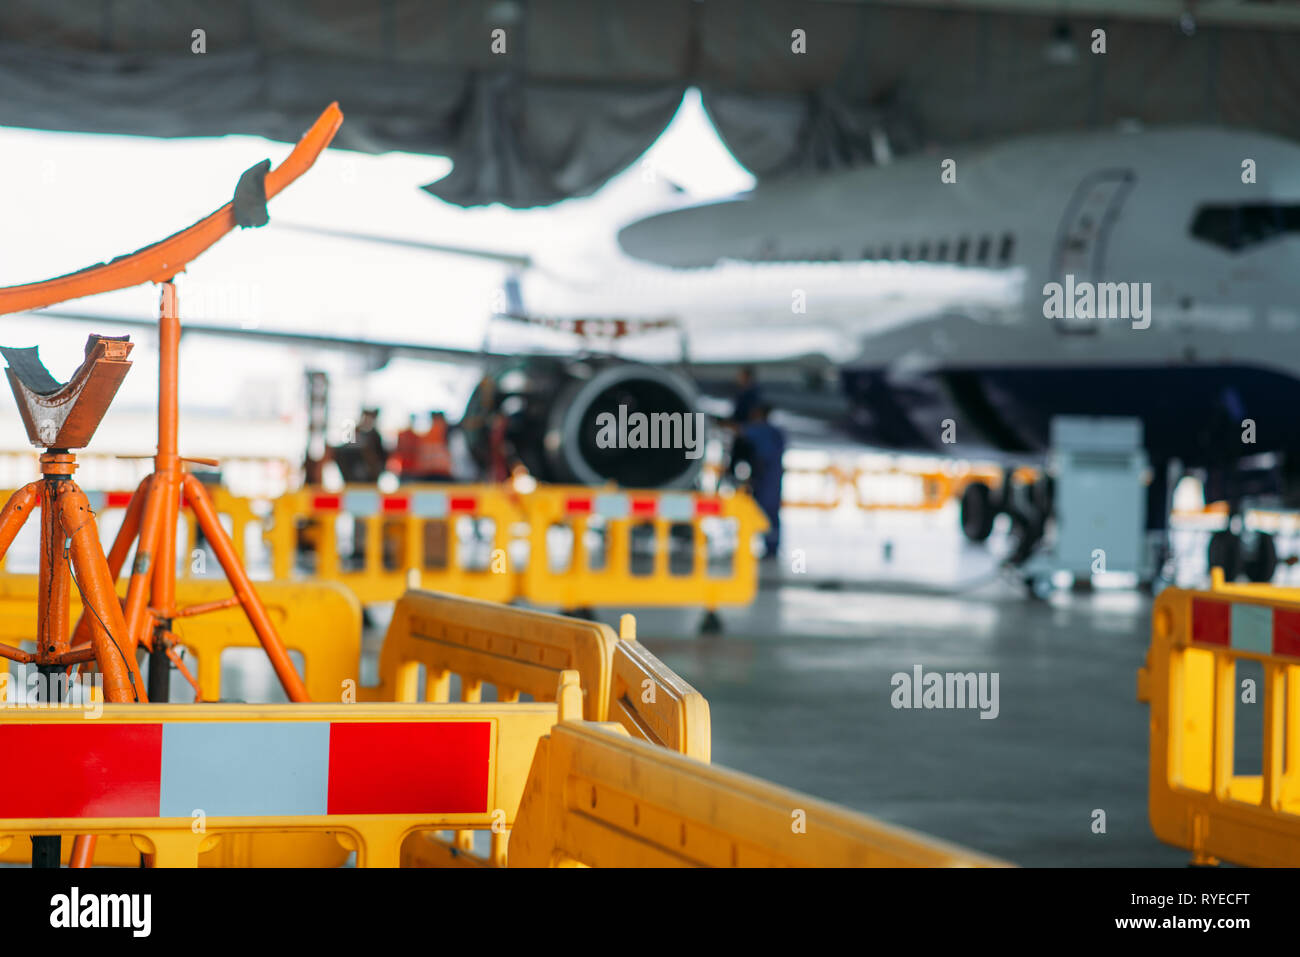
<box><xmin>381</xmin><ymin>496</ymin><xmax>409</xmax><ymax>514</ymax></box>
<box><xmin>161</xmin><ymin>722</ymin><xmax>330</xmax><ymax>818</ymax></box>
<box><xmin>343</xmin><ymin>490</ymin><xmax>380</xmax><ymax>515</ymax></box>
<box><xmin>1191</xmin><ymin>599</ymin><xmax>1230</xmax><ymax>646</ymax></box>
<box><xmin>595</xmin><ymin>493</ymin><xmax>628</xmax><ymax>519</ymax></box>
<box><xmin>328</xmin><ymin>721</ymin><xmax>491</xmax><ymax>814</ymax></box>
<box><xmin>1193</xmin><ymin>599</ymin><xmax>1300</xmax><ymax>659</ymax></box>
<box><xmin>1274</xmin><ymin>608</ymin><xmax>1300</xmax><ymax>658</ymax></box>
<box><xmin>658</xmin><ymin>494</ymin><xmax>694</xmax><ymax>522</ymax></box>
<box><xmin>695</xmin><ymin>499</ymin><xmax>722</xmax><ymax>516</ymax></box>
<box><xmin>1230</xmin><ymin>604</ymin><xmax>1273</xmax><ymax>655</ymax></box>
<box><xmin>630</xmin><ymin>497</ymin><xmax>657</xmax><ymax>517</ymax></box>
<box><xmin>0</xmin><ymin>720</ymin><xmax>493</xmax><ymax>819</ymax></box>
<box><xmin>410</xmin><ymin>491</ymin><xmax>449</xmax><ymax>518</ymax></box>
<box><xmin>312</xmin><ymin>494</ymin><xmax>342</xmax><ymax>511</ymax></box>
<box><xmin>0</xmin><ymin>724</ymin><xmax>162</xmax><ymax>818</ymax></box>
<box><xmin>105</xmin><ymin>491</ymin><xmax>134</xmax><ymax>509</ymax></box>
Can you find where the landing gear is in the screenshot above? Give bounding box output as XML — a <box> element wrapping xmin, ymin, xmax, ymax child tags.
<box><xmin>699</xmin><ymin>610</ymin><xmax>723</xmax><ymax>636</ymax></box>
<box><xmin>1245</xmin><ymin>532</ymin><xmax>1278</xmax><ymax>583</ymax></box>
<box><xmin>960</xmin><ymin>481</ymin><xmax>995</xmax><ymax>544</ymax></box>
<box><xmin>1207</xmin><ymin>530</ymin><xmax>1242</xmax><ymax>581</ymax></box>
<box><xmin>1007</xmin><ymin>474</ymin><xmax>1052</xmax><ymax>565</ymax></box>
<box><xmin>960</xmin><ymin>472</ymin><xmax>1052</xmax><ymax>562</ymax></box>
<box><xmin>1208</xmin><ymin>529</ymin><xmax>1277</xmax><ymax>583</ymax></box>
<box><xmin>1022</xmin><ymin>574</ymin><xmax>1054</xmax><ymax>601</ymax></box>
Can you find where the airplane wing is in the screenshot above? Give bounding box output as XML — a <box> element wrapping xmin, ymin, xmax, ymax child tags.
<box><xmin>33</xmin><ymin>306</ymin><xmax>843</xmax><ymax>381</ymax></box>
<box><xmin>31</xmin><ymin>308</ymin><xmax>521</xmax><ymax>365</ymax></box>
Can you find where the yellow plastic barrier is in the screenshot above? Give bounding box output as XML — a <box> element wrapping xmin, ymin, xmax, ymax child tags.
<box><xmin>179</xmin><ymin>485</ymin><xmax>263</xmax><ymax>578</ymax></box>
<box><xmin>266</xmin><ymin>484</ymin><xmax>520</xmax><ymax>605</ymax></box>
<box><xmin>608</xmin><ymin>615</ymin><xmax>710</xmax><ymax>762</ymax></box>
<box><xmin>4</xmin><ymin>482</ymin><xmax>767</xmax><ymax>613</ymax></box>
<box><xmin>704</xmin><ymin>461</ymin><xmax>1036</xmax><ymax>512</ymax></box>
<box><xmin>518</xmin><ymin>485</ymin><xmax>767</xmax><ymax>610</ymax></box>
<box><xmin>1138</xmin><ymin>579</ymin><xmax>1300</xmax><ymax>866</ymax></box>
<box><xmin>0</xmin><ymin>575</ymin><xmax>360</xmax><ymax>704</ymax></box>
<box><xmin>363</xmin><ymin>589</ymin><xmax>616</xmax><ymax>867</ymax></box>
<box><xmin>507</xmin><ymin>720</ymin><xmax>1009</xmax><ymax>867</ymax></box>
<box><xmin>362</xmin><ymin>589</ymin><xmax>615</xmax><ymax>718</ymax></box>
<box><xmin>0</xmin><ymin>576</ymin><xmax>362</xmax><ymax>866</ymax></box>
<box><xmin>0</xmin><ymin>700</ymin><xmax>559</xmax><ymax>867</ymax></box>
<box><xmin>0</xmin><ymin>586</ymin><xmax>1005</xmax><ymax>868</ymax></box>
<box><xmin>780</xmin><ymin>463</ymin><xmax>856</xmax><ymax>510</ymax></box>
<box><xmin>0</xmin><ymin>485</ymin><xmax>264</xmax><ymax>576</ymax></box>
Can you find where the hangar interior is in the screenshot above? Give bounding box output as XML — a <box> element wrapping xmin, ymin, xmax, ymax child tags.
<box><xmin>1</xmin><ymin>0</ymin><xmax>1299</xmax><ymax>873</ymax></box>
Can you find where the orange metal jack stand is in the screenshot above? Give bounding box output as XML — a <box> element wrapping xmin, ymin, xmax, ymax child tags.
<box><xmin>0</xmin><ymin>455</ymin><xmax>145</xmax><ymax>703</ymax></box>
<box><xmin>0</xmin><ymin>103</ymin><xmax>342</xmax><ymax>868</ymax></box>
<box><xmin>74</xmin><ymin>282</ymin><xmax>311</xmax><ymax>703</ymax></box>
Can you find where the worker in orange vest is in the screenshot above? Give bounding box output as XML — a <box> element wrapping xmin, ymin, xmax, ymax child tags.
<box><xmin>408</xmin><ymin>411</ymin><xmax>454</xmax><ymax>483</ymax></box>
<box><xmin>393</xmin><ymin>414</ymin><xmax>421</xmax><ymax>478</ymax></box>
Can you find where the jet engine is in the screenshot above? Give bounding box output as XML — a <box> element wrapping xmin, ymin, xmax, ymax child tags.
<box><xmin>478</xmin><ymin>357</ymin><xmax>704</xmax><ymax>489</ymax></box>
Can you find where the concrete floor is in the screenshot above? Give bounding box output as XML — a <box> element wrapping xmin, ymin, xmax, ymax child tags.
<box><xmin>610</xmin><ymin>584</ymin><xmax>1185</xmax><ymax>867</ymax></box>
<box><xmin>581</xmin><ymin>509</ymin><xmax>1191</xmax><ymax>867</ymax></box>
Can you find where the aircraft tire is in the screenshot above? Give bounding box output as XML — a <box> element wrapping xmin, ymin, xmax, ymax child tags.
<box><xmin>961</xmin><ymin>482</ymin><xmax>996</xmax><ymax>544</ymax></box>
<box><xmin>1208</xmin><ymin>530</ymin><xmax>1243</xmax><ymax>582</ymax></box>
<box><xmin>1244</xmin><ymin>532</ymin><xmax>1278</xmax><ymax>584</ymax></box>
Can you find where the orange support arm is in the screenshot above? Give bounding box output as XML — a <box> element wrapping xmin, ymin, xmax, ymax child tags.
<box><xmin>0</xmin><ymin>103</ymin><xmax>343</xmax><ymax>316</ymax></box>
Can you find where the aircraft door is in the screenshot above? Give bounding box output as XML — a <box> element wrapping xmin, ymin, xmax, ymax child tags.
<box><xmin>1049</xmin><ymin>169</ymin><xmax>1135</xmax><ymax>333</ymax></box>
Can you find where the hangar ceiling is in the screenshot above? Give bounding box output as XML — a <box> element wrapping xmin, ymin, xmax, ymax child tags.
<box><xmin>2</xmin><ymin>0</ymin><xmax>1298</xmax><ymax>206</ymax></box>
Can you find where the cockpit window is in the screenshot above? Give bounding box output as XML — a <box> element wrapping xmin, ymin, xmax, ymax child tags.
<box><xmin>1190</xmin><ymin>204</ymin><xmax>1300</xmax><ymax>252</ymax></box>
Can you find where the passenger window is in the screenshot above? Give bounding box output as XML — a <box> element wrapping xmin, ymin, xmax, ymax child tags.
<box><xmin>956</xmin><ymin>238</ymin><xmax>969</xmax><ymax>263</ymax></box>
<box><xmin>999</xmin><ymin>234</ymin><xmax>1015</xmax><ymax>265</ymax></box>
<box><xmin>936</xmin><ymin>240</ymin><xmax>949</xmax><ymax>261</ymax></box>
<box><xmin>976</xmin><ymin>236</ymin><xmax>991</xmax><ymax>264</ymax></box>
<box><xmin>899</xmin><ymin>243</ymin><xmax>912</xmax><ymax>260</ymax></box>
<box><xmin>917</xmin><ymin>241</ymin><xmax>931</xmax><ymax>260</ymax></box>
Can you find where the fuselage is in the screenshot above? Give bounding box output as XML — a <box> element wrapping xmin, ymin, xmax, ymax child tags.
<box><xmin>614</xmin><ymin>126</ymin><xmax>1300</xmax><ymax>464</ymax></box>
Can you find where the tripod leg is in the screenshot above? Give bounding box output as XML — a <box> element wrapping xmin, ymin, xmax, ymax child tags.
<box><xmin>70</xmin><ymin>475</ymin><xmax>149</xmax><ymax>650</ymax></box>
<box><xmin>0</xmin><ymin>482</ymin><xmax>39</xmax><ymax>561</ymax></box>
<box><xmin>183</xmin><ymin>473</ymin><xmax>309</xmax><ymax>702</ymax></box>
<box><xmin>67</xmin><ymin>478</ymin><xmax>135</xmax><ymax>865</ymax></box>
<box><xmin>147</xmin><ymin>471</ymin><xmax>181</xmax><ymax>701</ymax></box>
<box><xmin>56</xmin><ymin>485</ymin><xmax>146</xmax><ymax>702</ymax></box>
<box><xmin>122</xmin><ymin>473</ymin><xmax>170</xmax><ymax>653</ymax></box>
<box><xmin>70</xmin><ymin>835</ymin><xmax>96</xmax><ymax>868</ymax></box>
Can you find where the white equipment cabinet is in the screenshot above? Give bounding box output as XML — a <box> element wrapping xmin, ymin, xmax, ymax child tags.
<box><xmin>1022</xmin><ymin>416</ymin><xmax>1150</xmax><ymax>595</ymax></box>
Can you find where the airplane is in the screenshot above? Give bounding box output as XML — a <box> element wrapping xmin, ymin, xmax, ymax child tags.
<box><xmin>21</xmin><ymin>124</ymin><xmax>1300</xmax><ymax>583</ymax></box>
<box><xmin>614</xmin><ymin>124</ymin><xmax>1300</xmax><ymax>582</ymax></box>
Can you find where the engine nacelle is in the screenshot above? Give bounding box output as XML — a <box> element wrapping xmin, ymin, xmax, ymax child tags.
<box><xmin>488</xmin><ymin>358</ymin><xmax>703</xmax><ymax>489</ymax></box>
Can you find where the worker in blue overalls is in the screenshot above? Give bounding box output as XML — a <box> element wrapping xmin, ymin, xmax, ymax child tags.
<box><xmin>739</xmin><ymin>403</ymin><xmax>785</xmax><ymax>560</ymax></box>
